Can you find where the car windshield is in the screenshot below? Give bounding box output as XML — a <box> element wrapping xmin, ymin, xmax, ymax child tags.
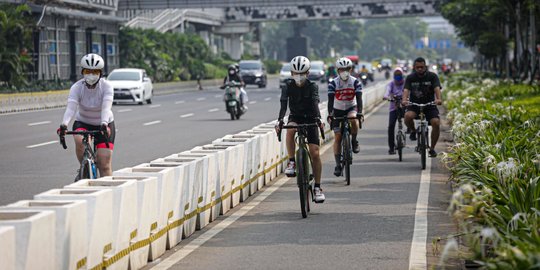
<box><xmin>239</xmin><ymin>62</ymin><xmax>261</xmax><ymax>70</ymax></box>
<box><xmin>108</xmin><ymin>71</ymin><xmax>140</xmax><ymax>81</ymax></box>
<box><xmin>311</xmin><ymin>63</ymin><xmax>324</xmax><ymax>71</ymax></box>
<box><xmin>281</xmin><ymin>64</ymin><xmax>291</xmax><ymax>72</ymax></box>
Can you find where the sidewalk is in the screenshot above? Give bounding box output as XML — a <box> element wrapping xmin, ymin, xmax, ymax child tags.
<box><xmin>0</xmin><ymin>75</ymin><xmax>279</xmax><ymax>114</ymax></box>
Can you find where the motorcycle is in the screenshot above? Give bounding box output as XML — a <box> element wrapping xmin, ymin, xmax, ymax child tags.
<box><xmin>222</xmin><ymin>81</ymin><xmax>245</xmax><ymax>120</ymax></box>
<box><xmin>359</xmin><ymin>72</ymin><xmax>368</xmax><ymax>86</ymax></box>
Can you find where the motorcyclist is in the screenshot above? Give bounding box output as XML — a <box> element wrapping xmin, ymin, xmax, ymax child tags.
<box><xmin>360</xmin><ymin>65</ymin><xmax>369</xmax><ymax>74</ymax></box>
<box><xmin>222</xmin><ymin>64</ymin><xmax>248</xmax><ymax>109</ymax></box>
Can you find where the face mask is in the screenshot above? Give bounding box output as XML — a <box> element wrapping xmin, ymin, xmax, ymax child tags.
<box><xmin>339</xmin><ymin>71</ymin><xmax>350</xmax><ymax>81</ymax></box>
<box><xmin>84</xmin><ymin>74</ymin><xmax>100</xmax><ymax>85</ymax></box>
<box><xmin>394</xmin><ymin>75</ymin><xmax>403</xmax><ymax>81</ymax></box>
<box><xmin>229</xmin><ymin>70</ymin><xmax>235</xmax><ymax>75</ymax></box>
<box><xmin>293</xmin><ymin>75</ymin><xmax>307</xmax><ymax>85</ymax></box>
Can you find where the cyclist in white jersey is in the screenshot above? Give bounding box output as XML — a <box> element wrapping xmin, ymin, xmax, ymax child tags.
<box><xmin>57</xmin><ymin>53</ymin><xmax>115</xmax><ymax>179</ymax></box>
<box><xmin>327</xmin><ymin>57</ymin><xmax>363</xmax><ymax>176</ymax></box>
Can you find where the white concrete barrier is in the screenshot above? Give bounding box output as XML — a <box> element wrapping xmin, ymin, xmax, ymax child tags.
<box><xmin>4</xmin><ymin>200</ymin><xmax>87</xmax><ymax>270</ymax></box>
<box><xmin>245</xmin><ymin>129</ymin><xmax>275</xmax><ymax>185</ymax></box>
<box><xmin>64</xmin><ymin>180</ymin><xmax>137</xmax><ymax>270</ymax></box>
<box><xmin>200</xmin><ymin>144</ymin><xmax>243</xmax><ymax>209</ymax></box>
<box><xmin>104</xmin><ymin>176</ymin><xmax>157</xmax><ymax>270</ymax></box>
<box><xmin>0</xmin><ymin>210</ymin><xmax>56</xmax><ymax>270</ymax></box>
<box><xmin>0</xmin><ymin>226</ymin><xmax>16</xmax><ymax>270</ymax></box>
<box><xmin>113</xmin><ymin>166</ymin><xmax>174</xmax><ymax>260</ymax></box>
<box><xmin>170</xmin><ymin>152</ymin><xmax>219</xmax><ymax>222</ymax></box>
<box><xmin>35</xmin><ymin>189</ymin><xmax>113</xmax><ymax>270</ymax></box>
<box><xmin>232</xmin><ymin>132</ymin><xmax>264</xmax><ymax>193</ymax></box>
<box><xmin>190</xmin><ymin>146</ymin><xmax>232</xmax><ymax>215</ymax></box>
<box><xmin>255</xmin><ymin>123</ymin><xmax>283</xmax><ymax>178</ymax></box>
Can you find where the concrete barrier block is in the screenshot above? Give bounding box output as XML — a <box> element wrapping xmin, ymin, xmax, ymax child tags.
<box><xmin>233</xmin><ymin>133</ymin><xmax>264</xmax><ymax>195</ymax></box>
<box><xmin>212</xmin><ymin>136</ymin><xmax>252</xmax><ymax>202</ymax></box>
<box><xmin>0</xmin><ymin>226</ymin><xmax>15</xmax><ymax>270</ymax></box>
<box><xmin>4</xmin><ymin>200</ymin><xmax>87</xmax><ymax>270</ymax></box>
<box><xmin>0</xmin><ymin>210</ymin><xmax>56</xmax><ymax>270</ymax></box>
<box><xmin>190</xmin><ymin>146</ymin><xmax>231</xmax><ymax>215</ymax></box>
<box><xmin>246</xmin><ymin>130</ymin><xmax>275</xmax><ymax>185</ymax></box>
<box><xmin>64</xmin><ymin>180</ymin><xmax>137</xmax><ymax>270</ymax></box>
<box><xmin>199</xmin><ymin>144</ymin><xmax>243</xmax><ymax>209</ymax></box>
<box><xmin>113</xmin><ymin>166</ymin><xmax>173</xmax><ymax>260</ymax></box>
<box><xmin>35</xmin><ymin>189</ymin><xmax>113</xmax><ymax>270</ymax></box>
<box><xmin>105</xmin><ymin>176</ymin><xmax>157</xmax><ymax>270</ymax></box>
<box><xmin>255</xmin><ymin>125</ymin><xmax>281</xmax><ymax>179</ymax></box>
<box><xmin>170</xmin><ymin>152</ymin><xmax>218</xmax><ymax>223</ymax></box>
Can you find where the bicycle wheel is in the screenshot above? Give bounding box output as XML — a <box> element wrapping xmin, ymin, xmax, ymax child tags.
<box><xmin>420</xmin><ymin>126</ymin><xmax>427</xmax><ymax>170</ymax></box>
<box><xmin>342</xmin><ymin>132</ymin><xmax>351</xmax><ymax>186</ymax></box>
<box><xmin>396</xmin><ymin>131</ymin><xmax>404</xmax><ymax>162</ymax></box>
<box><xmin>296</xmin><ymin>149</ymin><xmax>309</xmax><ymax>218</ymax></box>
<box><xmin>78</xmin><ymin>159</ymin><xmax>91</xmax><ymax>181</ymax></box>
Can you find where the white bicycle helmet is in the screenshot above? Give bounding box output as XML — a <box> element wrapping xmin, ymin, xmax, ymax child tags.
<box><xmin>336</xmin><ymin>57</ymin><xmax>353</xmax><ymax>69</ymax></box>
<box><xmin>80</xmin><ymin>53</ymin><xmax>105</xmax><ymax>70</ymax></box>
<box><xmin>290</xmin><ymin>56</ymin><xmax>310</xmax><ymax>73</ymax></box>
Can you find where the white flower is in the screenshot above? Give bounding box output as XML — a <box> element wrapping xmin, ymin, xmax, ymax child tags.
<box><xmin>508</xmin><ymin>213</ymin><xmax>526</xmax><ymax>231</ymax></box>
<box><xmin>483</xmin><ymin>155</ymin><xmax>496</xmax><ymax>171</ymax></box>
<box><xmin>478</xmin><ymin>97</ymin><xmax>487</xmax><ymax>103</ymax></box>
<box><xmin>496</xmin><ymin>158</ymin><xmax>519</xmax><ymax>183</ymax></box>
<box><xmin>438</xmin><ymin>238</ymin><xmax>459</xmax><ymax>267</ymax></box>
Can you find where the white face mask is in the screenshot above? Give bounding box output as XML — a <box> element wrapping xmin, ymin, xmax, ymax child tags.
<box><xmin>339</xmin><ymin>71</ymin><xmax>350</xmax><ymax>81</ymax></box>
<box><xmin>84</xmin><ymin>74</ymin><xmax>100</xmax><ymax>85</ymax></box>
<box><xmin>293</xmin><ymin>74</ymin><xmax>307</xmax><ymax>85</ymax></box>
<box><xmin>229</xmin><ymin>70</ymin><xmax>235</xmax><ymax>75</ymax></box>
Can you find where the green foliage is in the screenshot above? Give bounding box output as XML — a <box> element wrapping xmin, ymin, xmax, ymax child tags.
<box><xmin>203</xmin><ymin>63</ymin><xmax>227</xmax><ymax>80</ymax></box>
<box><xmin>263</xmin><ymin>59</ymin><xmax>281</xmax><ymax>74</ymax></box>
<box><xmin>0</xmin><ymin>4</ymin><xmax>33</xmax><ymax>90</ymax></box>
<box><xmin>442</xmin><ymin>72</ymin><xmax>540</xmax><ymax>267</ymax></box>
<box><xmin>119</xmin><ymin>27</ymin><xmax>214</xmax><ymax>82</ymax></box>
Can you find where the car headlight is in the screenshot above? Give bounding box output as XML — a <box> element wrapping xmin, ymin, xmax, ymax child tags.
<box><xmin>129</xmin><ymin>87</ymin><xmax>142</xmax><ymax>91</ymax></box>
<box><xmin>255</xmin><ymin>73</ymin><xmax>263</xmax><ymax>77</ymax></box>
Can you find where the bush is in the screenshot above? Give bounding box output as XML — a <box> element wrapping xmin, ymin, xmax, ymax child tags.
<box><xmin>442</xmin><ymin>72</ymin><xmax>540</xmax><ymax>268</ymax></box>
<box><xmin>263</xmin><ymin>59</ymin><xmax>282</xmax><ymax>74</ymax></box>
<box><xmin>203</xmin><ymin>63</ymin><xmax>227</xmax><ymax>80</ymax></box>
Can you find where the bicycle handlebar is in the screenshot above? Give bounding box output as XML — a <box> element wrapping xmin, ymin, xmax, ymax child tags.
<box><xmin>408</xmin><ymin>101</ymin><xmax>436</xmax><ymax>107</ymax></box>
<box><xmin>58</xmin><ymin>130</ymin><xmax>108</xmax><ymax>150</ymax></box>
<box><xmin>277</xmin><ymin>122</ymin><xmax>325</xmax><ymax>142</ymax></box>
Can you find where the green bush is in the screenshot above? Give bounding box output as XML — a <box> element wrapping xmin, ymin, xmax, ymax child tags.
<box><xmin>203</xmin><ymin>63</ymin><xmax>227</xmax><ymax>80</ymax></box>
<box><xmin>263</xmin><ymin>59</ymin><xmax>282</xmax><ymax>74</ymax></box>
<box><xmin>442</xmin><ymin>72</ymin><xmax>540</xmax><ymax>268</ymax></box>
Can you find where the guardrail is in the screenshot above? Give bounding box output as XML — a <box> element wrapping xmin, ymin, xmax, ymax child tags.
<box><xmin>0</xmin><ymin>82</ymin><xmax>386</xmax><ymax>270</ymax></box>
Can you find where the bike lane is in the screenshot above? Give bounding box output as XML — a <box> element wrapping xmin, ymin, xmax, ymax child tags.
<box><xmin>145</xmin><ymin>103</ymin><xmax>458</xmax><ymax>270</ymax></box>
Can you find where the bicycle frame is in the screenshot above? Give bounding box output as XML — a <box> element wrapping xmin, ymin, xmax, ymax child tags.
<box><xmin>409</xmin><ymin>102</ymin><xmax>435</xmax><ymax>170</ymax></box>
<box><xmin>59</xmin><ymin>130</ymin><xmax>104</xmax><ymax>180</ymax></box>
<box><xmin>388</xmin><ymin>97</ymin><xmax>406</xmax><ymax>161</ymax></box>
<box><xmin>333</xmin><ymin>116</ymin><xmax>357</xmax><ymax>185</ymax></box>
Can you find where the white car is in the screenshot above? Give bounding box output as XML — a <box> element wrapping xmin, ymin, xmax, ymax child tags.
<box><xmin>108</xmin><ymin>68</ymin><xmax>153</xmax><ymax>105</ymax></box>
<box><xmin>279</xmin><ymin>63</ymin><xmax>291</xmax><ymax>89</ymax></box>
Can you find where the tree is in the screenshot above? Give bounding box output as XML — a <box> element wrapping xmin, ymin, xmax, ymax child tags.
<box><xmin>0</xmin><ymin>4</ymin><xmax>33</xmax><ymax>90</ymax></box>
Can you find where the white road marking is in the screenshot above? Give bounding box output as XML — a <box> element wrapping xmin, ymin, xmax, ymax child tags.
<box><xmin>196</xmin><ymin>97</ymin><xmax>206</xmax><ymax>101</ymax></box>
<box><xmin>208</xmin><ymin>108</ymin><xmax>219</xmax><ymax>112</ymax></box>
<box><xmin>214</xmin><ymin>94</ymin><xmax>222</xmax><ymax>98</ymax></box>
<box><xmin>28</xmin><ymin>121</ymin><xmax>51</xmax><ymax>126</ymax></box>
<box><xmin>175</xmin><ymin>100</ymin><xmax>185</xmax><ymax>104</ymax></box>
<box><xmin>143</xmin><ymin>120</ymin><xmax>161</xmax><ymax>126</ymax></box>
<box><xmin>149</xmin><ymin>104</ymin><xmax>161</xmax><ymax>108</ymax></box>
<box><xmin>118</xmin><ymin>109</ymin><xmax>132</xmax><ymax>113</ymax></box>
<box><xmin>409</xmin><ymin>157</ymin><xmax>432</xmax><ymax>270</ymax></box>
<box><xmin>180</xmin><ymin>113</ymin><xmax>194</xmax><ymax>118</ymax></box>
<box><xmin>248</xmin><ymin>101</ymin><xmax>257</xmax><ymax>104</ymax></box>
<box><xmin>264</xmin><ymin>97</ymin><xmax>271</xmax><ymax>101</ymax></box>
<box><xmin>26</xmin><ymin>140</ymin><xmax>57</xmax><ymax>149</ymax></box>
<box><xmin>151</xmin><ymin>176</ymin><xmax>291</xmax><ymax>270</ymax></box>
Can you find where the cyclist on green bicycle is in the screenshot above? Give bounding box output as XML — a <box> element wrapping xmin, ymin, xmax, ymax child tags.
<box><xmin>327</xmin><ymin>57</ymin><xmax>363</xmax><ymax>176</ymax></box>
<box><xmin>275</xmin><ymin>56</ymin><xmax>326</xmax><ymax>203</ymax></box>
<box><xmin>57</xmin><ymin>53</ymin><xmax>115</xmax><ymax>179</ymax></box>
<box><xmin>401</xmin><ymin>57</ymin><xmax>442</xmax><ymax>157</ymax></box>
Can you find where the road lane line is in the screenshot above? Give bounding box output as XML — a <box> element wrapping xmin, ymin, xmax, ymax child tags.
<box><xmin>264</xmin><ymin>97</ymin><xmax>271</xmax><ymax>101</ymax></box>
<box><xmin>175</xmin><ymin>100</ymin><xmax>185</xmax><ymax>104</ymax></box>
<box><xmin>180</xmin><ymin>113</ymin><xmax>194</xmax><ymax>118</ymax></box>
<box><xmin>149</xmin><ymin>104</ymin><xmax>161</xmax><ymax>108</ymax></box>
<box><xmin>143</xmin><ymin>120</ymin><xmax>161</xmax><ymax>126</ymax></box>
<box><xmin>150</xmin><ymin>101</ymin><xmax>384</xmax><ymax>270</ymax></box>
<box><xmin>248</xmin><ymin>101</ymin><xmax>257</xmax><ymax>104</ymax></box>
<box><xmin>151</xmin><ymin>176</ymin><xmax>291</xmax><ymax>270</ymax></box>
<box><xmin>26</xmin><ymin>140</ymin><xmax>57</xmax><ymax>149</ymax></box>
<box><xmin>196</xmin><ymin>97</ymin><xmax>206</xmax><ymax>101</ymax></box>
<box><xmin>214</xmin><ymin>94</ymin><xmax>221</xmax><ymax>98</ymax></box>
<box><xmin>28</xmin><ymin>121</ymin><xmax>51</xmax><ymax>126</ymax></box>
<box><xmin>408</xmin><ymin>157</ymin><xmax>432</xmax><ymax>270</ymax></box>
<box><xmin>117</xmin><ymin>109</ymin><xmax>132</xmax><ymax>113</ymax></box>
<box><xmin>208</xmin><ymin>108</ymin><xmax>219</xmax><ymax>112</ymax></box>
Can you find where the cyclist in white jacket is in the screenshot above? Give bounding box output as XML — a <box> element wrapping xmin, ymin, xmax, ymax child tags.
<box><xmin>57</xmin><ymin>53</ymin><xmax>115</xmax><ymax>179</ymax></box>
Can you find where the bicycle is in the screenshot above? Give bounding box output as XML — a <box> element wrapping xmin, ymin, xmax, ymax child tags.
<box><xmin>332</xmin><ymin>115</ymin><xmax>362</xmax><ymax>185</ymax></box>
<box><xmin>59</xmin><ymin>130</ymin><xmax>108</xmax><ymax>181</ymax></box>
<box><xmin>277</xmin><ymin>122</ymin><xmax>325</xmax><ymax>218</ymax></box>
<box><xmin>387</xmin><ymin>97</ymin><xmax>406</xmax><ymax>161</ymax></box>
<box><xmin>408</xmin><ymin>101</ymin><xmax>435</xmax><ymax>170</ymax></box>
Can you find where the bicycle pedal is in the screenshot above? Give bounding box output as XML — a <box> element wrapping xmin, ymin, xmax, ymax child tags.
<box><xmin>285</xmin><ymin>172</ymin><xmax>296</xmax><ymax>177</ymax></box>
